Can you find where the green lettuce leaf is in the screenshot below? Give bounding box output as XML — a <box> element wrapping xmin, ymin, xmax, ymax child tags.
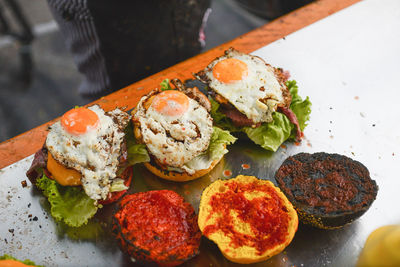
<box><xmin>125</xmin><ymin>122</ymin><xmax>150</xmax><ymax>165</ymax></box>
<box><xmin>209</xmin><ymin>80</ymin><xmax>312</xmax><ymax>152</ymax></box>
<box><xmin>0</xmin><ymin>254</ymin><xmax>43</xmax><ymax>266</ymax></box>
<box><xmin>208</xmin><ymin>126</ymin><xmax>237</xmax><ymax>161</ymax></box>
<box><xmin>160</xmin><ymin>79</ymin><xmax>172</xmax><ymax>91</ymax></box>
<box><xmin>209</xmin><ymin>96</ymin><xmax>241</xmax><ymax>132</ymax></box>
<box><xmin>286</xmin><ymin>80</ymin><xmax>312</xmax><ymax>135</ymax></box>
<box><xmin>110</xmin><ymin>178</ymin><xmax>128</xmax><ymax>192</ymax></box>
<box><xmin>36</xmin><ymin>174</ymin><xmax>98</xmax><ymax>227</ymax></box>
<box><xmin>180</xmin><ymin>126</ymin><xmax>236</xmax><ymax>172</ymax></box>
<box><xmin>242</xmin><ymin>112</ymin><xmax>293</xmax><ymax>151</ymax></box>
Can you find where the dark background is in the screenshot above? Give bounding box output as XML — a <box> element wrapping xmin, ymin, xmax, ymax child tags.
<box><xmin>0</xmin><ymin>0</ymin><xmax>311</xmax><ymax>142</ymax></box>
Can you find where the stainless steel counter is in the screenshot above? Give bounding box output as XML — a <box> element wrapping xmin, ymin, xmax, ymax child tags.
<box><xmin>1</xmin><ymin>0</ymin><xmax>400</xmax><ymax>266</ymax></box>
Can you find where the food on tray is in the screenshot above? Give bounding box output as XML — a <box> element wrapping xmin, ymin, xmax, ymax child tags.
<box><xmin>194</xmin><ymin>47</ymin><xmax>311</xmax><ymax>152</ymax></box>
<box><xmin>113</xmin><ymin>190</ymin><xmax>201</xmax><ymax>266</ymax></box>
<box><xmin>198</xmin><ymin>175</ymin><xmax>298</xmax><ymax>264</ymax></box>
<box><xmin>131</xmin><ymin>79</ymin><xmax>236</xmax><ymax>181</ymax></box>
<box><xmin>357</xmin><ymin>225</ymin><xmax>400</xmax><ymax>267</ymax></box>
<box><xmin>26</xmin><ymin>105</ymin><xmax>132</xmax><ymax>227</ymax></box>
<box><xmin>0</xmin><ymin>255</ymin><xmax>42</xmax><ymax>267</ymax></box>
<box><xmin>275</xmin><ymin>152</ymin><xmax>378</xmax><ymax>229</ymax></box>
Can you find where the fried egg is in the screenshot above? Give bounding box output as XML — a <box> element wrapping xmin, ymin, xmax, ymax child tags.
<box><xmin>195</xmin><ymin>48</ymin><xmax>290</xmax><ymax>124</ymax></box>
<box><xmin>134</xmin><ymin>89</ymin><xmax>213</xmax><ymax>174</ymax></box>
<box><xmin>46</xmin><ymin>105</ymin><xmax>130</xmax><ymax>200</ymax></box>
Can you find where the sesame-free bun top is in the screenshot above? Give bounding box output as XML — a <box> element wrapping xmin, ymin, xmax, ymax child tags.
<box><xmin>198</xmin><ymin>175</ymin><xmax>298</xmax><ymax>264</ymax></box>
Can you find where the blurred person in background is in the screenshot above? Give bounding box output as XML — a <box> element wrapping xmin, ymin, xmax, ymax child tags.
<box><xmin>47</xmin><ymin>0</ymin><xmax>211</xmax><ymax>99</ymax></box>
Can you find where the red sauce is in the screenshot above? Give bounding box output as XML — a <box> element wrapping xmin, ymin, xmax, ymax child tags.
<box><xmin>280</xmin><ymin>144</ymin><xmax>287</xmax><ymax>149</ymax></box>
<box><xmin>223</xmin><ymin>170</ymin><xmax>232</xmax><ymax>177</ymax></box>
<box><xmin>203</xmin><ymin>181</ymin><xmax>290</xmax><ymax>255</ymax></box>
<box><xmin>295</xmin><ymin>142</ymin><xmax>301</xmax><ymax>146</ymax></box>
<box><xmin>115</xmin><ymin>190</ymin><xmax>201</xmax><ymax>262</ymax></box>
<box><xmin>241</xmin><ymin>164</ymin><xmax>250</xmax><ymax>170</ymax></box>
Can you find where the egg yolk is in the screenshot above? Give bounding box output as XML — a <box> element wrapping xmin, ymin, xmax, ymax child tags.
<box><xmin>61</xmin><ymin>107</ymin><xmax>99</xmax><ymax>135</ymax></box>
<box><xmin>151</xmin><ymin>90</ymin><xmax>189</xmax><ymax>117</ymax></box>
<box><xmin>212</xmin><ymin>58</ymin><xmax>248</xmax><ymax>84</ymax></box>
<box><xmin>47</xmin><ymin>151</ymin><xmax>82</xmax><ymax>186</ymax></box>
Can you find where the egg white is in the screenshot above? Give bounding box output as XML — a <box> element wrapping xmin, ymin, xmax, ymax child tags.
<box><xmin>134</xmin><ymin>90</ymin><xmax>213</xmax><ymax>175</ymax></box>
<box><xmin>202</xmin><ymin>49</ymin><xmax>286</xmax><ymax>124</ymax></box>
<box><xmin>46</xmin><ymin>105</ymin><xmax>130</xmax><ymax>201</ymax></box>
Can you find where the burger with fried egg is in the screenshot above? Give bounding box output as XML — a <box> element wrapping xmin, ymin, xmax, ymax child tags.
<box><xmin>195</xmin><ymin>48</ymin><xmax>312</xmax><ymax>152</ymax></box>
<box><xmin>26</xmin><ymin>105</ymin><xmax>132</xmax><ymax>227</ymax></box>
<box><xmin>131</xmin><ymin>79</ymin><xmax>236</xmax><ymax>182</ymax></box>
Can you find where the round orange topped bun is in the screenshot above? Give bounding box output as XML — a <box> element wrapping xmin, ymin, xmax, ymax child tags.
<box><xmin>198</xmin><ymin>175</ymin><xmax>298</xmax><ymax>264</ymax></box>
<box><xmin>212</xmin><ymin>58</ymin><xmax>249</xmax><ymax>84</ymax></box>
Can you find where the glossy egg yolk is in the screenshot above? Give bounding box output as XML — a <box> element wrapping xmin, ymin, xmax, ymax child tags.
<box><xmin>151</xmin><ymin>90</ymin><xmax>189</xmax><ymax>117</ymax></box>
<box><xmin>212</xmin><ymin>58</ymin><xmax>248</xmax><ymax>84</ymax></box>
<box><xmin>61</xmin><ymin>107</ymin><xmax>99</xmax><ymax>135</ymax></box>
<box><xmin>47</xmin><ymin>151</ymin><xmax>82</xmax><ymax>186</ymax></box>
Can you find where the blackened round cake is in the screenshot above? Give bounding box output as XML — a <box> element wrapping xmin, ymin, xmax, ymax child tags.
<box><xmin>275</xmin><ymin>152</ymin><xmax>378</xmax><ymax>229</ymax></box>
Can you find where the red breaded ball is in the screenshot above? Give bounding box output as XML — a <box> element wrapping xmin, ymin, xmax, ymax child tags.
<box><xmin>113</xmin><ymin>190</ymin><xmax>201</xmax><ymax>266</ymax></box>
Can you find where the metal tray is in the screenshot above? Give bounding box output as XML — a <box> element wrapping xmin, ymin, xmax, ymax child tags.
<box><xmin>1</xmin><ymin>1</ymin><xmax>400</xmax><ymax>266</ymax></box>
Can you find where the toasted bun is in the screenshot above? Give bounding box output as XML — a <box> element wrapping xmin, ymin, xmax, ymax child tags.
<box><xmin>198</xmin><ymin>175</ymin><xmax>298</xmax><ymax>264</ymax></box>
<box><xmin>144</xmin><ymin>154</ymin><xmax>223</xmax><ymax>182</ymax></box>
<box><xmin>113</xmin><ymin>190</ymin><xmax>202</xmax><ymax>266</ymax></box>
<box><xmin>275</xmin><ymin>152</ymin><xmax>378</xmax><ymax>229</ymax></box>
